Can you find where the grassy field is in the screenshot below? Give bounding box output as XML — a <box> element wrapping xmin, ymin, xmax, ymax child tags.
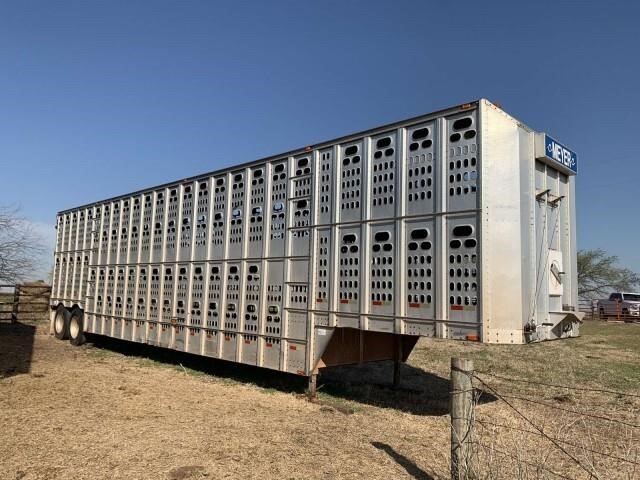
<box><xmin>1</xmin><ymin>319</ymin><xmax>638</xmax><ymax>479</ymax></box>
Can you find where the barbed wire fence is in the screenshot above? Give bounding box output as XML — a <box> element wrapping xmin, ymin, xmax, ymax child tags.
<box><xmin>450</xmin><ymin>359</ymin><xmax>639</xmax><ymax>480</ymax></box>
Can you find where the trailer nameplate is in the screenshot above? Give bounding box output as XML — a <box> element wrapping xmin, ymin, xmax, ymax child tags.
<box><xmin>535</xmin><ymin>133</ymin><xmax>578</xmax><ymax>174</ymax></box>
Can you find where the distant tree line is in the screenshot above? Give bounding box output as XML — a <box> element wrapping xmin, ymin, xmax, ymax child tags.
<box><xmin>0</xmin><ymin>206</ymin><xmax>45</xmax><ymax>284</ymax></box>
<box><xmin>578</xmin><ymin>249</ymin><xmax>640</xmax><ymax>300</ymax></box>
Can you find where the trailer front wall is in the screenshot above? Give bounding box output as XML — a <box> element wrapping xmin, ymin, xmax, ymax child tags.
<box><xmin>51</xmin><ymin>104</ymin><xmax>491</xmax><ymax>375</ymax></box>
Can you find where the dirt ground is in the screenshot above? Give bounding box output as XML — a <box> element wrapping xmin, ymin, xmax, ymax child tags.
<box><xmin>1</xmin><ymin>319</ymin><xmax>638</xmax><ymax>480</ymax></box>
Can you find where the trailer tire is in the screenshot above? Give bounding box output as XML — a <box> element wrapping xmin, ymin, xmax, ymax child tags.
<box><xmin>53</xmin><ymin>306</ymin><xmax>70</xmax><ymax>340</ymax></box>
<box><xmin>69</xmin><ymin>310</ymin><xmax>86</xmax><ymax>346</ymax></box>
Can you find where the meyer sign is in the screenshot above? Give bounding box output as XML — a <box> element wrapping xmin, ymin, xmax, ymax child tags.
<box><xmin>536</xmin><ymin>133</ymin><xmax>578</xmax><ymax>174</ymax></box>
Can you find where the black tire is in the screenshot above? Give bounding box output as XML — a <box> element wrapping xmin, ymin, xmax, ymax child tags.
<box><xmin>53</xmin><ymin>305</ymin><xmax>70</xmax><ymax>340</ymax></box>
<box><xmin>622</xmin><ymin>309</ymin><xmax>631</xmax><ymax>323</ymax></box>
<box><xmin>69</xmin><ymin>310</ymin><xmax>86</xmax><ymax>346</ymax></box>
<box><xmin>599</xmin><ymin>308</ymin><xmax>605</xmax><ymax>318</ymax></box>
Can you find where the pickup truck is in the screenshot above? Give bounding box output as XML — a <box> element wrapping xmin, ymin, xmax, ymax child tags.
<box><xmin>598</xmin><ymin>292</ymin><xmax>640</xmax><ymax>319</ymax></box>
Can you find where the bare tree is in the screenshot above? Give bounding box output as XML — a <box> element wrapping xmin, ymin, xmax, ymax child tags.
<box><xmin>0</xmin><ymin>206</ymin><xmax>46</xmax><ymax>283</ymax></box>
<box><xmin>577</xmin><ymin>249</ymin><xmax>640</xmax><ymax>300</ymax></box>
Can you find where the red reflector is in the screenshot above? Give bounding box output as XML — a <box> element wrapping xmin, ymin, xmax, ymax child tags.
<box><xmin>290</xmin><ymin>345</ymin><xmax>297</xmax><ymax>351</ymax></box>
<box><xmin>297</xmin><ymin>370</ymin><xmax>305</xmax><ymax>375</ymax></box>
<box><xmin>206</xmin><ymin>334</ymin><xmax>212</xmax><ymax>338</ymax></box>
<box><xmin>409</xmin><ymin>303</ymin><xmax>421</xmax><ymax>308</ymax></box>
<box><xmin>266</xmin><ymin>343</ymin><xmax>272</xmax><ymax>348</ymax></box>
<box><xmin>244</xmin><ymin>340</ymin><xmax>250</xmax><ymax>344</ymax></box>
<box><xmin>340</xmin><ymin>299</ymin><xmax>349</xmax><ymax>304</ymax></box>
<box><xmin>466</xmin><ymin>335</ymin><xmax>479</xmax><ymax>341</ymax></box>
<box><xmin>372</xmin><ymin>301</ymin><xmax>382</xmax><ymax>306</ymax></box>
<box><xmin>451</xmin><ymin>305</ymin><xmax>464</xmax><ymax>311</ymax></box>
<box><xmin>316</xmin><ymin>298</ymin><xmax>323</xmax><ymax>303</ymax></box>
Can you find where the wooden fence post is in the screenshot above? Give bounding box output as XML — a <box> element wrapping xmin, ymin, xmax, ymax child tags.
<box><xmin>451</xmin><ymin>357</ymin><xmax>474</xmax><ymax>480</ymax></box>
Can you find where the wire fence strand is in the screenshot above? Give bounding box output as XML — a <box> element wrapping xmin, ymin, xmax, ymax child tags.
<box><xmin>475</xmin><ymin>370</ymin><xmax>640</xmax><ymax>399</ymax></box>
<box><xmin>475</xmin><ymin>418</ymin><xmax>640</xmax><ymax>466</ymax></box>
<box><xmin>473</xmin><ymin>373</ymin><xmax>604</xmax><ymax>479</ymax></box>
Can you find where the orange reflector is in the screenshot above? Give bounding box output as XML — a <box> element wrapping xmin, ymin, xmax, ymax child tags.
<box><xmin>466</xmin><ymin>335</ymin><xmax>479</xmax><ymax>342</ymax></box>
<box><xmin>461</xmin><ymin>103</ymin><xmax>472</xmax><ymax>109</ymax></box>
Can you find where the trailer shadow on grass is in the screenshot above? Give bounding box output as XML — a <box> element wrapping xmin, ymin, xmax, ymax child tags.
<box><xmin>86</xmin><ymin>334</ymin><xmax>496</xmax><ymax>416</ymax></box>
<box><xmin>0</xmin><ymin>321</ymin><xmax>37</xmax><ymax>379</ymax></box>
<box><xmin>318</xmin><ymin>361</ymin><xmax>496</xmax><ymax>416</ymax></box>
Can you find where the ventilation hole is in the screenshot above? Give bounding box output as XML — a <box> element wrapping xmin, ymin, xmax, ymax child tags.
<box><xmin>464</xmin><ymin>239</ymin><xmax>477</xmax><ymax>248</ymax></box>
<box><xmin>373</xmin><ymin>151</ymin><xmax>382</xmax><ymax>159</ymax></box>
<box><xmin>374</xmin><ymin>231</ymin><xmax>390</xmax><ymax>242</ymax></box>
<box><xmin>412</xmin><ymin>127</ymin><xmax>429</xmax><ymax>140</ymax></box>
<box><xmin>298</xmin><ymin>157</ymin><xmax>309</xmax><ymax>168</ymax></box>
<box><xmin>343</xmin><ymin>234</ymin><xmax>357</xmax><ymax>244</ymax></box>
<box><xmin>409</xmin><ymin>142</ymin><xmax>419</xmax><ymax>151</ymax></box>
<box><xmin>453</xmin><ymin>117</ymin><xmax>473</xmax><ymax>130</ymax></box>
<box><xmin>410</xmin><ymin>229</ymin><xmax>428</xmax><ymax>240</ymax></box>
<box><xmin>421</xmin><ymin>139</ymin><xmax>432</xmax><ymax>148</ymax></box>
<box><xmin>249</xmin><ymin>265</ymin><xmax>258</xmax><ymax>274</ymax></box>
<box><xmin>450</xmin><ymin>133</ymin><xmax>461</xmax><ymax>142</ymax></box>
<box><xmin>385</xmin><ymin>148</ymin><xmax>394</xmax><ymax>157</ymax></box>
<box><xmin>453</xmin><ymin>225</ymin><xmax>473</xmax><ymax>237</ymax></box>
<box><xmin>376</xmin><ymin>137</ymin><xmax>392</xmax><ymax>148</ymax></box>
<box><xmin>408</xmin><ymin>242</ymin><xmax>418</xmax><ymax>251</ymax></box>
<box><xmin>372</xmin><ymin>244</ymin><xmax>380</xmax><ymax>252</ymax></box>
<box><xmin>450</xmin><ymin>240</ymin><xmax>462</xmax><ymax>249</ymax></box>
<box><xmin>345</xmin><ymin>145</ymin><xmax>358</xmax><ymax>156</ymax></box>
<box><xmin>230</xmin><ymin>266</ymin><xmax>238</xmax><ymax>274</ymax></box>
<box><xmin>297</xmin><ymin>199</ymin><xmax>308</xmax><ymax>208</ymax></box>
<box><xmin>253</xmin><ymin>169</ymin><xmax>263</xmax><ymax>178</ymax></box>
<box><xmin>383</xmin><ymin>243</ymin><xmax>392</xmax><ymax>252</ymax></box>
<box><xmin>464</xmin><ymin>130</ymin><xmax>477</xmax><ymax>139</ymax></box>
<box><xmin>234</xmin><ymin>174</ymin><xmax>242</xmax><ymax>182</ymax></box>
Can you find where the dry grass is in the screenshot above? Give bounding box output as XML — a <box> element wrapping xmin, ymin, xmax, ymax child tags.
<box><xmin>0</xmin><ymin>319</ymin><xmax>638</xmax><ymax>479</ymax></box>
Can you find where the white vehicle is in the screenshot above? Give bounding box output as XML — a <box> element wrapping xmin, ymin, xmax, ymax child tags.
<box><xmin>598</xmin><ymin>292</ymin><xmax>640</xmax><ymax>318</ymax></box>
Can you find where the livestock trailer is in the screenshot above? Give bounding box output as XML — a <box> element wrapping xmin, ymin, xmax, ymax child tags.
<box><xmin>50</xmin><ymin>99</ymin><xmax>582</xmax><ymax>386</ymax></box>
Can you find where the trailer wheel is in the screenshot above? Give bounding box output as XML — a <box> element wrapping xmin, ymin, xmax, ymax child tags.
<box><xmin>53</xmin><ymin>306</ymin><xmax>70</xmax><ymax>340</ymax></box>
<box><xmin>69</xmin><ymin>310</ymin><xmax>86</xmax><ymax>346</ymax></box>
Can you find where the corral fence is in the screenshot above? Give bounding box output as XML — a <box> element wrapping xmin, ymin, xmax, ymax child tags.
<box><xmin>0</xmin><ymin>283</ymin><xmax>51</xmax><ymax>323</ymax></box>
<box><xmin>450</xmin><ymin>358</ymin><xmax>639</xmax><ymax>479</ymax></box>
<box><xmin>579</xmin><ymin>299</ymin><xmax>640</xmax><ymax>323</ymax></box>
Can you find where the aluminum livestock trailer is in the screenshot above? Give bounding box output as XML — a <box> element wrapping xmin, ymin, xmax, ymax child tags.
<box><xmin>50</xmin><ymin>99</ymin><xmax>582</xmax><ymax>388</ymax></box>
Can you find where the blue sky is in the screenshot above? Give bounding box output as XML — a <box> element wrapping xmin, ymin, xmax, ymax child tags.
<box><xmin>1</xmin><ymin>1</ymin><xmax>639</xmax><ymax>278</ymax></box>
